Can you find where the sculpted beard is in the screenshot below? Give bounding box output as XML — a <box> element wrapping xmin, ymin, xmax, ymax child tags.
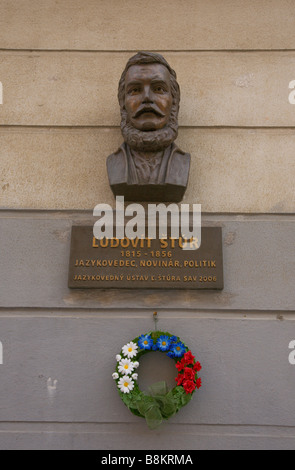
<box><xmin>120</xmin><ymin>106</ymin><xmax>179</xmax><ymax>152</ymax></box>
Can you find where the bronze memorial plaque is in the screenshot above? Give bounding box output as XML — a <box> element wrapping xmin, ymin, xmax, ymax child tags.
<box><xmin>68</xmin><ymin>226</ymin><xmax>223</xmax><ymax>289</ymax></box>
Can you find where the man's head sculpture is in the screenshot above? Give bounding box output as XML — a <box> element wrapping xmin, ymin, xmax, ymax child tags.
<box><xmin>118</xmin><ymin>52</ymin><xmax>180</xmax><ymax>152</ymax></box>
<box><xmin>107</xmin><ymin>52</ymin><xmax>190</xmax><ymax>202</ymax></box>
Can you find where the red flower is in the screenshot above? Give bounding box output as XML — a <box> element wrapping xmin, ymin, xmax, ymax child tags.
<box><xmin>183</xmin><ymin>367</ymin><xmax>195</xmax><ymax>381</ymax></box>
<box><xmin>193</xmin><ymin>361</ymin><xmax>202</xmax><ymax>372</ymax></box>
<box><xmin>175</xmin><ymin>358</ymin><xmax>186</xmax><ymax>371</ymax></box>
<box><xmin>183</xmin><ymin>351</ymin><xmax>195</xmax><ymax>365</ymax></box>
<box><xmin>182</xmin><ymin>379</ymin><xmax>197</xmax><ymax>394</ymax></box>
<box><xmin>175</xmin><ymin>373</ymin><xmax>184</xmax><ymax>386</ymax></box>
<box><xmin>196</xmin><ymin>378</ymin><xmax>202</xmax><ymax>389</ymax></box>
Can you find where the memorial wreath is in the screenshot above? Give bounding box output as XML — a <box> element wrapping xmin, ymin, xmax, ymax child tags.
<box><xmin>112</xmin><ymin>331</ymin><xmax>202</xmax><ymax>429</ymax></box>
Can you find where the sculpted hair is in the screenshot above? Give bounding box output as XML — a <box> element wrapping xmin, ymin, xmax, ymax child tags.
<box><xmin>118</xmin><ymin>52</ymin><xmax>180</xmax><ymax>151</ymax></box>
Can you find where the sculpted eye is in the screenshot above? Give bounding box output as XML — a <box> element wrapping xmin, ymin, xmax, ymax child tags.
<box><xmin>153</xmin><ymin>84</ymin><xmax>167</xmax><ymax>93</ymax></box>
<box><xmin>127</xmin><ymin>87</ymin><xmax>140</xmax><ymax>95</ymax></box>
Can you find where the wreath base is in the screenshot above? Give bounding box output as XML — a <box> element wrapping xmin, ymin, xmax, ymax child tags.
<box><xmin>122</xmin><ymin>380</ymin><xmax>192</xmax><ymax>429</ymax></box>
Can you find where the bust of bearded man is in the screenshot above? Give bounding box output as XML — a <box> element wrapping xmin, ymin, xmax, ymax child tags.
<box><xmin>107</xmin><ymin>52</ymin><xmax>191</xmax><ymax>202</ymax></box>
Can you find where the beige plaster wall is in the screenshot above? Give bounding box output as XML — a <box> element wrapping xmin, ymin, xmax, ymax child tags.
<box><xmin>0</xmin><ymin>0</ymin><xmax>294</xmax><ymax>212</ymax></box>
<box><xmin>1</xmin><ymin>127</ymin><xmax>294</xmax><ymax>212</ymax></box>
<box><xmin>1</xmin><ymin>52</ymin><xmax>295</xmax><ymax>127</ymax></box>
<box><xmin>1</xmin><ymin>0</ymin><xmax>295</xmax><ymax>50</ymax></box>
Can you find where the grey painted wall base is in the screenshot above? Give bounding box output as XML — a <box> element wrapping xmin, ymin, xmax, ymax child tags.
<box><xmin>0</xmin><ymin>211</ymin><xmax>294</xmax><ymax>450</ymax></box>
<box><xmin>1</xmin><ymin>211</ymin><xmax>294</xmax><ymax>311</ymax></box>
<box><xmin>1</xmin><ymin>423</ymin><xmax>295</xmax><ymax>450</ymax></box>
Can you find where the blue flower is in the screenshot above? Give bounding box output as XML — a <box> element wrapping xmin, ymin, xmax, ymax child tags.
<box><xmin>170</xmin><ymin>335</ymin><xmax>178</xmax><ymax>343</ymax></box>
<box><xmin>166</xmin><ymin>351</ymin><xmax>175</xmax><ymax>359</ymax></box>
<box><xmin>170</xmin><ymin>341</ymin><xmax>186</xmax><ymax>358</ymax></box>
<box><xmin>156</xmin><ymin>335</ymin><xmax>171</xmax><ymax>352</ymax></box>
<box><xmin>152</xmin><ymin>343</ymin><xmax>158</xmax><ymax>351</ymax></box>
<box><xmin>138</xmin><ymin>334</ymin><xmax>153</xmax><ymax>350</ymax></box>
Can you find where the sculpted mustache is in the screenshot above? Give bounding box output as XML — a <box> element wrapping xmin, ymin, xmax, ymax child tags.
<box><xmin>133</xmin><ymin>107</ymin><xmax>165</xmax><ymax>118</ymax></box>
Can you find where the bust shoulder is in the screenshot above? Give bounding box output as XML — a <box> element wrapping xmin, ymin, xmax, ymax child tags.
<box><xmin>107</xmin><ymin>144</ymin><xmax>128</xmax><ymax>185</ymax></box>
<box><xmin>166</xmin><ymin>143</ymin><xmax>191</xmax><ymax>187</ymax></box>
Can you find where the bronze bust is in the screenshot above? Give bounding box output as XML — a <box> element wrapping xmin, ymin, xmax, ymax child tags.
<box><xmin>107</xmin><ymin>52</ymin><xmax>190</xmax><ymax>202</ymax></box>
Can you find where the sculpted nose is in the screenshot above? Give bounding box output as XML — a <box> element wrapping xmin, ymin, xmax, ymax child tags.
<box><xmin>142</xmin><ymin>86</ymin><xmax>153</xmax><ymax>103</ymax></box>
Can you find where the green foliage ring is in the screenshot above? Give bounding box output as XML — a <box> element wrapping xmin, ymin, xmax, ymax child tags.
<box><xmin>112</xmin><ymin>331</ymin><xmax>202</xmax><ymax>429</ymax></box>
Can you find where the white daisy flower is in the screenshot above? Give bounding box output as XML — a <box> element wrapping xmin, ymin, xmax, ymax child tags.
<box><xmin>118</xmin><ymin>375</ymin><xmax>134</xmax><ymax>394</ymax></box>
<box><xmin>133</xmin><ymin>361</ymin><xmax>139</xmax><ymax>369</ymax></box>
<box><xmin>118</xmin><ymin>358</ymin><xmax>134</xmax><ymax>375</ymax></box>
<box><xmin>116</xmin><ymin>354</ymin><xmax>122</xmax><ymax>362</ymax></box>
<box><xmin>132</xmin><ymin>373</ymin><xmax>138</xmax><ymax>380</ymax></box>
<box><xmin>122</xmin><ymin>341</ymin><xmax>138</xmax><ymax>359</ymax></box>
<box><xmin>112</xmin><ymin>372</ymin><xmax>119</xmax><ymax>380</ymax></box>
